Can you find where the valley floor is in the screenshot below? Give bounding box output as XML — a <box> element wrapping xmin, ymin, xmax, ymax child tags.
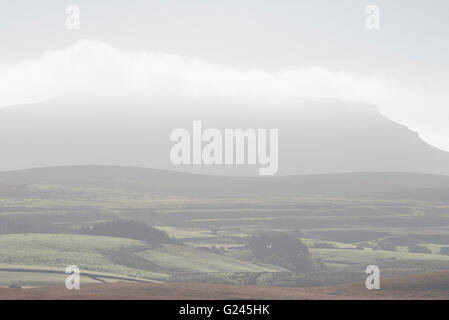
<box><xmin>1</xmin><ymin>270</ymin><xmax>448</xmax><ymax>300</ymax></box>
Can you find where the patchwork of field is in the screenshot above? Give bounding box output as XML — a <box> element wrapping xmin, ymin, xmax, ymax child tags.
<box><xmin>0</xmin><ymin>234</ymin><xmax>283</xmax><ymax>287</ymax></box>
<box><xmin>0</xmin><ymin>166</ymin><xmax>448</xmax><ymax>296</ymax></box>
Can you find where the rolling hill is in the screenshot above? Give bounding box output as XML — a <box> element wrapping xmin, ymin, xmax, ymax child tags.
<box><xmin>1</xmin><ymin>165</ymin><xmax>449</xmax><ymax>199</ymax></box>
<box><xmin>1</xmin><ymin>166</ymin><xmax>449</xmax><ymax>291</ymax></box>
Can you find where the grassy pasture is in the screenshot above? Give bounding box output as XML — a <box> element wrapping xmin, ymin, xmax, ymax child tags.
<box><xmin>1</xmin><ymin>167</ymin><xmax>449</xmax><ymax>288</ymax></box>
<box><xmin>137</xmin><ymin>244</ymin><xmax>287</xmax><ymax>273</ymax></box>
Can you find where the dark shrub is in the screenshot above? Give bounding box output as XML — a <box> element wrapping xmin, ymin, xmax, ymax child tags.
<box><xmin>81</xmin><ymin>220</ymin><xmax>171</xmax><ymax>244</ymax></box>
<box><xmin>248</xmin><ymin>233</ymin><xmax>313</xmax><ymax>272</ymax></box>
<box><xmin>379</xmin><ymin>243</ymin><xmax>396</xmax><ymax>251</ymax></box>
<box><xmin>407</xmin><ymin>244</ymin><xmax>431</xmax><ymax>254</ymax></box>
<box><xmin>311</xmin><ymin>242</ymin><xmax>336</xmax><ymax>249</ymax></box>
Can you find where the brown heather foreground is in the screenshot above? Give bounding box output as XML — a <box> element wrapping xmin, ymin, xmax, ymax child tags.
<box><xmin>1</xmin><ymin>271</ymin><xmax>448</xmax><ymax>300</ymax></box>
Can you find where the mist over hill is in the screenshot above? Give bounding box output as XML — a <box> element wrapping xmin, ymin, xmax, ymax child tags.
<box><xmin>0</xmin><ymin>98</ymin><xmax>448</xmax><ymax>176</ymax></box>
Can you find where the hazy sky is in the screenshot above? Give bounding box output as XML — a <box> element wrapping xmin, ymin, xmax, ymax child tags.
<box><xmin>1</xmin><ymin>0</ymin><xmax>448</xmax><ymax>150</ymax></box>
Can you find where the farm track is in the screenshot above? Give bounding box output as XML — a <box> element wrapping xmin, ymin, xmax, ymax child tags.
<box><xmin>0</xmin><ymin>268</ymin><xmax>157</xmax><ymax>284</ymax></box>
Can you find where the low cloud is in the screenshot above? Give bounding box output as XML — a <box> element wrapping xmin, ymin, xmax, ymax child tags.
<box><xmin>0</xmin><ymin>39</ymin><xmax>393</xmax><ymax>108</ymax></box>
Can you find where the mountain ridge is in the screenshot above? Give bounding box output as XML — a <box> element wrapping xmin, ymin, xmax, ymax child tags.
<box><xmin>1</xmin><ymin>98</ymin><xmax>448</xmax><ymax>176</ymax></box>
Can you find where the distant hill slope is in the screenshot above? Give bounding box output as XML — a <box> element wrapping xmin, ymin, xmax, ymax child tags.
<box><xmin>1</xmin><ymin>165</ymin><xmax>449</xmax><ymax>198</ymax></box>
<box><xmin>0</xmin><ymin>98</ymin><xmax>448</xmax><ymax>176</ymax></box>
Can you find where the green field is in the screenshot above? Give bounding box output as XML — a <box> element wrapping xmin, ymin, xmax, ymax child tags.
<box><xmin>1</xmin><ymin>166</ymin><xmax>449</xmax><ymax>287</ymax></box>
<box><xmin>0</xmin><ymin>233</ymin><xmax>284</xmax><ymax>287</ymax></box>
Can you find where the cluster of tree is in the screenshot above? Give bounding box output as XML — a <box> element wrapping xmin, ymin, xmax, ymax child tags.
<box><xmin>440</xmin><ymin>247</ymin><xmax>449</xmax><ymax>255</ymax></box>
<box><xmin>0</xmin><ymin>215</ymin><xmax>172</xmax><ymax>245</ymax></box>
<box><xmin>407</xmin><ymin>244</ymin><xmax>431</xmax><ymax>254</ymax></box>
<box><xmin>379</xmin><ymin>243</ymin><xmax>397</xmax><ymax>251</ymax></box>
<box><xmin>311</xmin><ymin>242</ymin><xmax>336</xmax><ymax>249</ymax></box>
<box><xmin>248</xmin><ymin>233</ymin><xmax>314</xmax><ymax>272</ymax></box>
<box><xmin>80</xmin><ymin>219</ymin><xmax>172</xmax><ymax>244</ymax></box>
